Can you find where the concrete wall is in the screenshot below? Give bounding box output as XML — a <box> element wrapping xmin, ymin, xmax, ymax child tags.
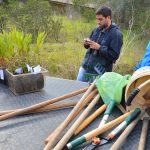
<box><xmin>49</xmin><ymin>0</ymin><xmax>95</xmax><ymax>19</ymax></box>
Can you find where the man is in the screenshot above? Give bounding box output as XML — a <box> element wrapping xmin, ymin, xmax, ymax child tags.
<box><xmin>77</xmin><ymin>6</ymin><xmax>123</xmax><ymax>82</ymax></box>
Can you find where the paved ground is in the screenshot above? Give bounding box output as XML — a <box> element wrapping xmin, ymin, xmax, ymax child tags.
<box><xmin>0</xmin><ymin>76</ymin><xmax>149</xmax><ymax>150</ymax></box>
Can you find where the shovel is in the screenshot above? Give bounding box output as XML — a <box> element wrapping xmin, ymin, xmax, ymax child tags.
<box><xmin>83</xmin><ymin>108</ymin><xmax>141</xmax><ymax>150</ymax></box>
<box><xmin>48</xmin><ymin>94</ymin><xmax>100</xmax><ymax>150</ymax></box>
<box><xmin>74</xmin><ymin>104</ymin><xmax>107</xmax><ymax>135</ymax></box>
<box><xmin>95</xmin><ymin>73</ymin><xmax>130</xmax><ymax>125</ymax></box>
<box><xmin>44</xmin><ymin>79</ymin><xmax>97</xmax><ymax>149</ymax></box>
<box><xmin>110</xmin><ymin>111</ymin><xmax>145</xmax><ymax>150</ymax></box>
<box><xmin>74</xmin><ymin>103</ymin><xmax>126</xmax><ymax>136</ymax></box>
<box><xmin>65</xmin><ymin>111</ymin><xmax>131</xmax><ymax>149</ymax></box>
<box><xmin>138</xmin><ymin>108</ymin><xmax>150</xmax><ymax>150</ymax></box>
<box><xmin>65</xmin><ymin>73</ymin><xmax>130</xmax><ymax>150</ymax></box>
<box><xmin>110</xmin><ymin>79</ymin><xmax>150</xmax><ymax>150</ymax></box>
<box><xmin>82</xmin><ymin>72</ymin><xmax>130</xmax><ymax>149</ymax></box>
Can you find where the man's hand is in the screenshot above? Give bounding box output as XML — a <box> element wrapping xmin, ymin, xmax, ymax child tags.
<box><xmin>89</xmin><ymin>41</ymin><xmax>101</xmax><ymax>50</ymax></box>
<box><xmin>84</xmin><ymin>38</ymin><xmax>91</xmax><ymax>46</ymax></box>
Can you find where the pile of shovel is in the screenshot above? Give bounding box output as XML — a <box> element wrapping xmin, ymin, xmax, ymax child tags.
<box><xmin>0</xmin><ymin>71</ymin><xmax>149</xmax><ymax>150</ymax></box>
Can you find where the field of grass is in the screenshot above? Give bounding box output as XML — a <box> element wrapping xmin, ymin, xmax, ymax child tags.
<box><xmin>41</xmin><ymin>16</ymin><xmax>147</xmax><ymax>80</ymax></box>
<box><xmin>42</xmin><ymin>42</ymin><xmax>85</xmax><ymax>79</ymax></box>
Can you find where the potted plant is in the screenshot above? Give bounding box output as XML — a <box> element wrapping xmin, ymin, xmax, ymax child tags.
<box><xmin>0</xmin><ymin>28</ymin><xmax>48</xmax><ymax>95</ymax></box>
<box><xmin>0</xmin><ymin>31</ymin><xmax>15</xmax><ymax>85</ymax></box>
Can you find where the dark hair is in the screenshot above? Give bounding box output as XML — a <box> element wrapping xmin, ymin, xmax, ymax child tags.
<box><xmin>95</xmin><ymin>6</ymin><xmax>112</xmax><ymax>18</ymax></box>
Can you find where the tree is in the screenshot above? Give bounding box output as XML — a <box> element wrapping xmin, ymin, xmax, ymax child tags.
<box><xmin>73</xmin><ymin>0</ymin><xmax>96</xmax><ymax>22</ymax></box>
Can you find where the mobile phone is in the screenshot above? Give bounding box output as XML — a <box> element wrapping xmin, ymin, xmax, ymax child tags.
<box><xmin>84</xmin><ymin>38</ymin><xmax>91</xmax><ymax>42</ymax></box>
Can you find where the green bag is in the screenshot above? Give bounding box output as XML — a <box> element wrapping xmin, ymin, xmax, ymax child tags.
<box><xmin>96</xmin><ymin>72</ymin><xmax>131</xmax><ymax>104</ymax></box>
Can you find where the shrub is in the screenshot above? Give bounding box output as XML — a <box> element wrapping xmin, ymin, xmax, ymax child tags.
<box><xmin>0</xmin><ymin>28</ymin><xmax>47</xmax><ymax>73</ymax></box>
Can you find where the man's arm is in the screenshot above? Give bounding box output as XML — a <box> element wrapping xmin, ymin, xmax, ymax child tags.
<box><xmin>99</xmin><ymin>30</ymin><xmax>123</xmax><ymax>62</ymax></box>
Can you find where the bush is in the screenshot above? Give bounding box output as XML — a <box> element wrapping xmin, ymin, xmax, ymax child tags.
<box><xmin>7</xmin><ymin>0</ymin><xmax>51</xmax><ymax>40</ymax></box>
<box><xmin>0</xmin><ymin>0</ymin><xmax>63</xmax><ymax>42</ymax></box>
<box><xmin>0</xmin><ymin>28</ymin><xmax>47</xmax><ymax>73</ymax></box>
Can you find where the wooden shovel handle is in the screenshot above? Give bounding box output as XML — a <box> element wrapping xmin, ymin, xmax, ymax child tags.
<box><xmin>143</xmin><ymin>101</ymin><xmax>150</xmax><ymax>106</ymax></box>
<box><xmin>66</xmin><ymin>112</ymin><xmax>131</xmax><ymax>149</ymax></box>
<box><xmin>44</xmin><ymin>79</ymin><xmax>97</xmax><ymax>148</ymax></box>
<box><xmin>86</xmin><ymin>112</ymin><xmax>130</xmax><ymax>141</ymax></box>
<box><xmin>138</xmin><ymin>118</ymin><xmax>149</xmax><ymax>150</ymax></box>
<box><xmin>45</xmin><ymin>89</ymin><xmax>98</xmax><ymax>144</ymax></box>
<box><xmin>0</xmin><ymin>87</ymin><xmax>88</xmax><ymax>121</ymax></box>
<box><xmin>74</xmin><ymin>104</ymin><xmax>107</xmax><ymax>135</ymax></box>
<box><xmin>48</xmin><ymin>94</ymin><xmax>100</xmax><ymax>150</ymax></box>
<box><xmin>0</xmin><ymin>102</ymin><xmax>77</xmax><ymax>116</ymax></box>
<box><xmin>117</xmin><ymin>104</ymin><xmax>126</xmax><ymax>114</ymax></box>
<box><xmin>110</xmin><ymin>112</ymin><xmax>144</xmax><ymax>150</ymax></box>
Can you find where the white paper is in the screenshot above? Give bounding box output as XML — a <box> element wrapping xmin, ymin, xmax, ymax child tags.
<box><xmin>0</xmin><ymin>69</ymin><xmax>4</xmax><ymax>80</ymax></box>
<box><xmin>26</xmin><ymin>64</ymin><xmax>33</xmax><ymax>73</ymax></box>
<box><xmin>33</xmin><ymin>65</ymin><xmax>41</xmax><ymax>74</ymax></box>
<box><xmin>15</xmin><ymin>67</ymin><xmax>23</xmax><ymax>74</ymax></box>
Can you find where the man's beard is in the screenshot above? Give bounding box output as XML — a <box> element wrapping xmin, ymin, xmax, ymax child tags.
<box><xmin>99</xmin><ymin>22</ymin><xmax>108</xmax><ymax>29</ymax></box>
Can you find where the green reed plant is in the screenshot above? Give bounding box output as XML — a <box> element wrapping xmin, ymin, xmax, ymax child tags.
<box><xmin>0</xmin><ymin>28</ymin><xmax>47</xmax><ymax>74</ymax></box>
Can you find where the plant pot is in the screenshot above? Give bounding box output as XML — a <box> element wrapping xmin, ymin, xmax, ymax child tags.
<box><xmin>5</xmin><ymin>68</ymin><xmax>47</xmax><ymax>95</ymax></box>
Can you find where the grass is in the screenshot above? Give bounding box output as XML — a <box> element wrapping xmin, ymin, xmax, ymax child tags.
<box><xmin>53</xmin><ymin>16</ymin><xmax>95</xmax><ymax>42</ymax></box>
<box><xmin>42</xmin><ymin>42</ymin><xmax>85</xmax><ymax>79</ymax></box>
<box><xmin>42</xmin><ymin>40</ymin><xmax>146</xmax><ymax>80</ymax></box>
<box><xmin>113</xmin><ymin>31</ymin><xmax>147</xmax><ymax>75</ymax></box>
<box><xmin>29</xmin><ymin>16</ymin><xmax>148</xmax><ymax>79</ymax></box>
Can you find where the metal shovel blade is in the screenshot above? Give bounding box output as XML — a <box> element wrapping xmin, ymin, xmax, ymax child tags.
<box><xmin>145</xmin><ymin>107</ymin><xmax>150</xmax><ymax>116</ymax></box>
<box><xmin>82</xmin><ymin>143</ymin><xmax>97</xmax><ymax>150</ymax></box>
<box><xmin>82</xmin><ymin>138</ymin><xmax>109</xmax><ymax>150</ymax></box>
